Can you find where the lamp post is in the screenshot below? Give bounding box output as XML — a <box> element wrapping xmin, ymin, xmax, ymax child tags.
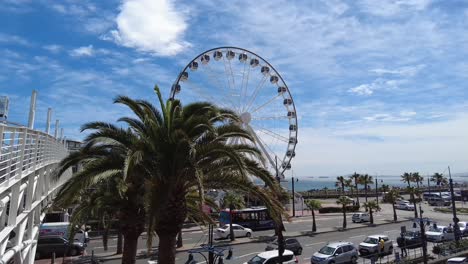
<box><xmin>412</xmin><ymin>204</ymin><xmax>428</xmax><ymax>264</ymax></box>
<box><xmin>292</xmin><ymin>170</ymin><xmax>299</xmax><ymax>217</ymax></box>
<box><xmin>375</xmin><ymin>177</ymin><xmax>383</xmax><ymax>208</ymax></box>
<box><xmin>275</xmin><ymin>156</ymin><xmax>285</xmax><ymax>263</ymax></box>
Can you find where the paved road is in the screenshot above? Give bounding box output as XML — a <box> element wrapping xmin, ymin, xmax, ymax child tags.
<box><xmin>77</xmin><ymin>200</ymin><xmax>465</xmax><ymax>264</ymax></box>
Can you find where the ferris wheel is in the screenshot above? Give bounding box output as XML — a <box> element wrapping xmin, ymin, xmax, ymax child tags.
<box><xmin>170</xmin><ymin>47</ymin><xmax>298</xmax><ymax>178</ymax></box>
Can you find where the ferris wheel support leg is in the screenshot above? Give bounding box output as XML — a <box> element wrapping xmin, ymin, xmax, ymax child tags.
<box><xmin>246</xmin><ymin>125</ymin><xmax>277</xmax><ymax>174</ymax></box>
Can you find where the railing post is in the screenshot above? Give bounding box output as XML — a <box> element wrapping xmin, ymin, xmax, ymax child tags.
<box><xmin>4</xmin><ymin>128</ymin><xmax>16</xmax><ymax>184</ymax></box>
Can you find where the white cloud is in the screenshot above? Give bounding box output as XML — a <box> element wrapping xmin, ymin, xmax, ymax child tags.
<box><xmin>349</xmin><ymin>84</ymin><xmax>373</xmax><ymax>95</ymax></box>
<box><xmin>109</xmin><ymin>0</ymin><xmax>191</xmax><ymax>56</ymax></box>
<box><xmin>358</xmin><ymin>0</ymin><xmax>432</xmax><ymax>17</ymax></box>
<box><xmin>370</xmin><ymin>64</ymin><xmax>425</xmax><ymax>77</ymax></box>
<box><xmin>43</xmin><ymin>44</ymin><xmax>62</xmax><ymax>53</ymax></box>
<box><xmin>69</xmin><ymin>45</ymin><xmax>94</xmax><ymax>57</ymax></box>
<box><xmin>0</xmin><ymin>33</ymin><xmax>30</xmax><ymax>46</ymax></box>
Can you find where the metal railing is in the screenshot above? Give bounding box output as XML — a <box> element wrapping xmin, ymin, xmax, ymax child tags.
<box><xmin>0</xmin><ymin>122</ymin><xmax>70</xmax><ymax>264</ymax></box>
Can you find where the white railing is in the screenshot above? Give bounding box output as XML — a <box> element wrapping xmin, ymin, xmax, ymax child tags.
<box><xmin>0</xmin><ymin>122</ymin><xmax>70</xmax><ymax>264</ymax></box>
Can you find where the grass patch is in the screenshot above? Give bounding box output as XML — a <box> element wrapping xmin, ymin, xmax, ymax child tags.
<box><xmin>434</xmin><ymin>207</ymin><xmax>468</xmax><ymax>214</ymax></box>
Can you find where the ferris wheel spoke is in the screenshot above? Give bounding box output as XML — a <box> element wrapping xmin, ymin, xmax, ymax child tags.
<box><xmin>252</xmin><ymin>115</ymin><xmax>288</xmax><ymax>121</ymax></box>
<box><xmin>204</xmin><ymin>64</ymin><xmax>240</xmax><ymax>112</ymax></box>
<box><xmin>185</xmin><ymin>80</ymin><xmax>230</xmax><ymax>109</ymax></box>
<box><xmin>243</xmin><ymin>76</ymin><xmax>267</xmax><ymax>113</ymax></box>
<box><xmin>241</xmin><ymin>61</ymin><xmax>252</xmax><ymax>111</ymax></box>
<box><xmin>249</xmin><ymin>93</ymin><xmax>282</xmax><ymax>114</ymax></box>
<box><xmin>222</xmin><ymin>55</ymin><xmax>236</xmax><ymax>92</ymax></box>
<box><xmin>239</xmin><ymin>60</ymin><xmax>248</xmax><ymax>112</ymax></box>
<box><xmin>246</xmin><ymin>125</ymin><xmax>276</xmax><ymax>170</ymax></box>
<box><xmin>250</xmin><ymin>124</ymin><xmax>289</xmax><ymax>143</ymax></box>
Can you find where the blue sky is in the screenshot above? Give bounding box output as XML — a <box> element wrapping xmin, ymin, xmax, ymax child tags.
<box><xmin>1</xmin><ymin>0</ymin><xmax>468</xmax><ymax>177</ymax></box>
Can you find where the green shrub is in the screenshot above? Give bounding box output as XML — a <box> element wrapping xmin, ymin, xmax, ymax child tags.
<box><xmin>318</xmin><ymin>205</ymin><xmax>360</xmax><ymax>213</ymax></box>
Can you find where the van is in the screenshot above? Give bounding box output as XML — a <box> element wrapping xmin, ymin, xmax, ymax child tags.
<box><xmin>352</xmin><ymin>213</ymin><xmax>370</xmax><ymax>223</ymax></box>
<box><xmin>428</xmin><ymin>197</ymin><xmax>451</xmax><ymax>206</ymax></box>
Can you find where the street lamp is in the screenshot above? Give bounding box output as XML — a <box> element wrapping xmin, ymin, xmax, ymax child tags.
<box><xmin>375</xmin><ymin>176</ymin><xmax>383</xmax><ymax>207</ymax></box>
<box><xmin>292</xmin><ymin>170</ymin><xmax>299</xmax><ymax>217</ymax></box>
<box><xmin>448</xmin><ymin>166</ymin><xmax>461</xmax><ymax>245</ymax></box>
<box><xmin>412</xmin><ymin>204</ymin><xmax>429</xmax><ymax>264</ymax></box>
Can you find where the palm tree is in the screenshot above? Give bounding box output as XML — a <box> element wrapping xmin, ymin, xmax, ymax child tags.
<box><xmin>222</xmin><ymin>192</ymin><xmax>246</xmax><ymax>241</ymax></box>
<box><xmin>305</xmin><ymin>199</ymin><xmax>322</xmax><ymax>232</ymax></box>
<box><xmin>386</xmin><ymin>189</ymin><xmax>401</xmax><ymax>221</ymax></box>
<box><xmin>335</xmin><ymin>176</ymin><xmax>346</xmax><ymax>195</ymax></box>
<box><xmin>134</xmin><ymin>86</ymin><xmax>287</xmax><ymax>264</ymax></box>
<box><xmin>407</xmin><ymin>186</ymin><xmax>421</xmax><ymax>218</ymax></box>
<box><xmin>345</xmin><ymin>179</ymin><xmax>354</xmax><ymax>200</ymax></box>
<box><xmin>350</xmin><ymin>173</ymin><xmax>361</xmax><ymax>207</ymax></box>
<box><xmin>364</xmin><ymin>200</ymin><xmax>380</xmax><ymax>224</ymax></box>
<box><xmin>412</xmin><ymin>172</ymin><xmax>424</xmax><ymax>189</ymax></box>
<box><xmin>337</xmin><ymin>196</ymin><xmax>353</xmax><ymax>229</ymax></box>
<box><xmin>54</xmin><ymin>128</ymin><xmax>146</xmax><ymax>264</ymax></box>
<box><xmin>360</xmin><ymin>174</ymin><xmax>373</xmax><ymax>203</ymax></box>
<box><xmin>380</xmin><ymin>184</ymin><xmax>390</xmax><ymax>193</ymax></box>
<box><xmin>431</xmin><ymin>172</ymin><xmax>447</xmax><ymax>197</ymax></box>
<box><xmin>401</xmin><ymin>172</ymin><xmax>412</xmax><ymax>188</ymax></box>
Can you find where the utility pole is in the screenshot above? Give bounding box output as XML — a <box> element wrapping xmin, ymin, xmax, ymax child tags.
<box><xmin>418</xmin><ymin>204</ymin><xmax>428</xmax><ymax>264</ymax></box>
<box><xmin>427</xmin><ymin>177</ymin><xmax>430</xmax><ymax>194</ymax></box>
<box><xmin>375</xmin><ymin>176</ymin><xmax>379</xmax><ymax>207</ymax></box>
<box><xmin>448</xmin><ymin>166</ymin><xmax>461</xmax><ymax>245</ymax></box>
<box><xmin>275</xmin><ymin>156</ymin><xmax>284</xmax><ymax>264</ymax></box>
<box><xmin>208</xmin><ymin>224</ymin><xmax>214</xmax><ymax>264</ymax></box>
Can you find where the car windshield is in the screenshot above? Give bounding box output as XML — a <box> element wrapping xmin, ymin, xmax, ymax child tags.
<box><xmin>319</xmin><ymin>246</ymin><xmax>336</xmax><ymax>255</ymax></box>
<box><xmin>363</xmin><ymin>237</ymin><xmax>379</xmax><ymax>244</ymax></box>
<box><xmin>248</xmin><ymin>256</ymin><xmax>266</xmax><ymax>264</ymax></box>
<box><xmin>221</xmin><ymin>225</ymin><xmax>229</xmax><ymax>229</ymax></box>
<box><xmin>405</xmin><ymin>231</ymin><xmax>420</xmax><ymax>238</ymax></box>
<box><xmin>429</xmin><ymin>227</ymin><xmax>443</xmax><ymax>232</ymax></box>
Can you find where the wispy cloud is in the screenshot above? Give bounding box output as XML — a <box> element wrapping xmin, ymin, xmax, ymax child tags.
<box><xmin>69</xmin><ymin>45</ymin><xmax>94</xmax><ymax>57</ymax></box>
<box><xmin>43</xmin><ymin>44</ymin><xmax>62</xmax><ymax>53</ymax></box>
<box><xmin>0</xmin><ymin>33</ymin><xmax>30</xmax><ymax>46</ymax></box>
<box><xmin>108</xmin><ymin>0</ymin><xmax>191</xmax><ymax>56</ymax></box>
<box><xmin>370</xmin><ymin>64</ymin><xmax>426</xmax><ymax>77</ymax></box>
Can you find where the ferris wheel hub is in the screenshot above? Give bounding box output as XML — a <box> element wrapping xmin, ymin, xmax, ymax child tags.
<box><xmin>240</xmin><ymin>112</ymin><xmax>252</xmax><ymax>124</ymax></box>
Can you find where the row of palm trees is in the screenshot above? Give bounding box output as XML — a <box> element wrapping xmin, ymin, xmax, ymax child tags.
<box><xmin>335</xmin><ymin>173</ymin><xmax>374</xmax><ymax>207</ymax></box>
<box><xmin>53</xmin><ymin>86</ymin><xmax>288</xmax><ymax>264</ymax></box>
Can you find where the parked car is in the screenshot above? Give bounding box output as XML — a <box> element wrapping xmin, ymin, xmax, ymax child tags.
<box><xmin>428</xmin><ymin>197</ymin><xmax>451</xmax><ymax>206</ymax></box>
<box><xmin>425</xmin><ymin>225</ymin><xmax>455</xmax><ymax>242</ymax></box>
<box><xmin>244</xmin><ymin>250</ymin><xmax>298</xmax><ymax>264</ymax></box>
<box><xmin>265</xmin><ymin>238</ymin><xmax>303</xmax><ymax>255</ymax></box>
<box><xmin>358</xmin><ymin>235</ymin><xmax>393</xmax><ymax>257</ymax></box>
<box><xmin>395</xmin><ymin>202</ymin><xmax>415</xmax><ymax>211</ymax></box>
<box><xmin>352</xmin><ymin>213</ymin><xmax>370</xmax><ymax>223</ymax></box>
<box><xmin>396</xmin><ymin>230</ymin><xmax>423</xmax><ymax>249</ymax></box>
<box><xmin>458</xmin><ymin>222</ymin><xmax>468</xmax><ymax>236</ymax></box>
<box><xmin>311</xmin><ymin>241</ymin><xmax>359</xmax><ymax>264</ymax></box>
<box><xmin>215</xmin><ymin>224</ymin><xmax>253</xmax><ymax>239</ymax></box>
<box><xmin>35</xmin><ymin>236</ymin><xmax>85</xmax><ymax>259</ymax></box>
<box><xmin>447</xmin><ymin>257</ymin><xmax>468</xmax><ymax>264</ymax></box>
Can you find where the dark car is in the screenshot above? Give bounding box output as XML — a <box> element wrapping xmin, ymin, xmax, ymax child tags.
<box><xmin>35</xmin><ymin>236</ymin><xmax>85</xmax><ymax>259</ymax></box>
<box><xmin>265</xmin><ymin>238</ymin><xmax>303</xmax><ymax>255</ymax></box>
<box><xmin>396</xmin><ymin>231</ymin><xmax>423</xmax><ymax>250</ymax></box>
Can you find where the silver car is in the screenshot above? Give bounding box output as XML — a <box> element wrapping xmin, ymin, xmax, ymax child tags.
<box><xmin>311</xmin><ymin>241</ymin><xmax>359</xmax><ymax>264</ymax></box>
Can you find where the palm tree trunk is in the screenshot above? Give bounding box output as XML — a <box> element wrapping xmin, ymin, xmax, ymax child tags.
<box><xmin>121</xmin><ymin>229</ymin><xmax>141</xmax><ymax>264</ymax></box>
<box><xmin>365</xmin><ymin>185</ymin><xmax>368</xmax><ymax>203</ymax></box>
<box><xmin>369</xmin><ymin>208</ymin><xmax>374</xmax><ymax>224</ymax></box>
<box><xmin>392</xmin><ymin>204</ymin><xmax>397</xmax><ymax>222</ymax></box>
<box><xmin>312</xmin><ymin>209</ymin><xmax>317</xmax><ymax>232</ymax></box>
<box><xmin>342</xmin><ymin>206</ymin><xmax>347</xmax><ymax>229</ymax></box>
<box><xmin>229</xmin><ymin>204</ymin><xmax>235</xmax><ymax>241</ymax></box>
<box><xmin>355</xmin><ymin>182</ymin><xmax>360</xmax><ymax>207</ymax></box>
<box><xmin>116</xmin><ymin>228</ymin><xmax>123</xmax><ymax>254</ymax></box>
<box><xmin>158</xmin><ymin>233</ymin><xmax>177</xmax><ymax>263</ymax></box>
<box><xmin>176</xmin><ymin>230</ymin><xmax>183</xmax><ymax>248</ymax></box>
<box><xmin>341</xmin><ymin>184</ymin><xmax>345</xmax><ymax>195</ymax></box>
<box><xmin>102</xmin><ymin>223</ymin><xmax>109</xmax><ymax>251</ymax></box>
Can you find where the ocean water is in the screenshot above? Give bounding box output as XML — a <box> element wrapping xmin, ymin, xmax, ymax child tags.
<box><xmin>279</xmin><ymin>176</ymin><xmax>468</xmax><ymax>192</ymax></box>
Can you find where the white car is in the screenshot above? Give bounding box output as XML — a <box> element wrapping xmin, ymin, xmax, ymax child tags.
<box><xmin>425</xmin><ymin>225</ymin><xmax>455</xmax><ymax>242</ymax></box>
<box><xmin>244</xmin><ymin>250</ymin><xmax>297</xmax><ymax>264</ymax></box>
<box><xmin>352</xmin><ymin>213</ymin><xmax>370</xmax><ymax>223</ymax></box>
<box><xmin>311</xmin><ymin>241</ymin><xmax>359</xmax><ymax>264</ymax></box>
<box><xmin>395</xmin><ymin>202</ymin><xmax>415</xmax><ymax>211</ymax></box>
<box><xmin>358</xmin><ymin>235</ymin><xmax>393</xmax><ymax>256</ymax></box>
<box><xmin>448</xmin><ymin>257</ymin><xmax>468</xmax><ymax>264</ymax></box>
<box><xmin>215</xmin><ymin>224</ymin><xmax>253</xmax><ymax>239</ymax></box>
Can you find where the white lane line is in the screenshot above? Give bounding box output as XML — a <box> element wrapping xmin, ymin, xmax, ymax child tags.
<box><xmin>190</xmin><ymin>231</ymin><xmax>203</xmax><ymax>234</ymax></box>
<box><xmin>350</xmin><ymin>235</ymin><xmax>365</xmax><ymax>239</ymax></box>
<box><xmin>236</xmin><ymin>252</ymin><xmax>261</xmax><ymax>259</ymax></box>
<box><xmin>305</xmin><ymin>241</ymin><xmax>324</xmax><ymax>247</ymax></box>
<box><xmin>182</xmin><ymin>238</ymin><xmax>192</xmax><ymax>241</ymax></box>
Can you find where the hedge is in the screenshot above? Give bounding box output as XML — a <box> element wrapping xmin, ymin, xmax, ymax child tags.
<box><xmin>318</xmin><ymin>205</ymin><xmax>360</xmax><ymax>213</ymax></box>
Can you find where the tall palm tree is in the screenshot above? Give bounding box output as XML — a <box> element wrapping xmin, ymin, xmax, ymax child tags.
<box><xmin>386</xmin><ymin>189</ymin><xmax>401</xmax><ymax>222</ymax></box>
<box><xmin>305</xmin><ymin>199</ymin><xmax>322</xmax><ymax>232</ymax></box>
<box><xmin>54</xmin><ymin>128</ymin><xmax>146</xmax><ymax>264</ymax></box>
<box><xmin>222</xmin><ymin>192</ymin><xmax>246</xmax><ymax>241</ymax></box>
<box><xmin>380</xmin><ymin>184</ymin><xmax>390</xmax><ymax>193</ymax></box>
<box><xmin>345</xmin><ymin>179</ymin><xmax>354</xmax><ymax>201</ymax></box>
<box><xmin>133</xmin><ymin>86</ymin><xmax>287</xmax><ymax>264</ymax></box>
<box><xmin>401</xmin><ymin>172</ymin><xmax>412</xmax><ymax>188</ymax></box>
<box><xmin>360</xmin><ymin>174</ymin><xmax>373</xmax><ymax>203</ymax></box>
<box><xmin>350</xmin><ymin>173</ymin><xmax>361</xmax><ymax>207</ymax></box>
<box><xmin>431</xmin><ymin>172</ymin><xmax>447</xmax><ymax>197</ymax></box>
<box><xmin>337</xmin><ymin>196</ymin><xmax>353</xmax><ymax>229</ymax></box>
<box><xmin>364</xmin><ymin>200</ymin><xmax>380</xmax><ymax>224</ymax></box>
<box><xmin>407</xmin><ymin>187</ymin><xmax>421</xmax><ymax>218</ymax></box>
<box><xmin>401</xmin><ymin>172</ymin><xmax>418</xmax><ymax>218</ymax></box>
<box><xmin>412</xmin><ymin>172</ymin><xmax>424</xmax><ymax>189</ymax></box>
<box><xmin>335</xmin><ymin>176</ymin><xmax>346</xmax><ymax>195</ymax></box>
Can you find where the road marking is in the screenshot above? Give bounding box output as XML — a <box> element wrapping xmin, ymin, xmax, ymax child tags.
<box><xmin>190</xmin><ymin>231</ymin><xmax>203</xmax><ymax>234</ymax></box>
<box><xmin>350</xmin><ymin>235</ymin><xmax>365</xmax><ymax>239</ymax></box>
<box><xmin>305</xmin><ymin>241</ymin><xmax>324</xmax><ymax>246</ymax></box>
<box><xmin>182</xmin><ymin>238</ymin><xmax>192</xmax><ymax>241</ymax></box>
<box><xmin>236</xmin><ymin>252</ymin><xmax>261</xmax><ymax>259</ymax></box>
<box><xmin>93</xmin><ymin>245</ymin><xmax>117</xmax><ymax>249</ymax></box>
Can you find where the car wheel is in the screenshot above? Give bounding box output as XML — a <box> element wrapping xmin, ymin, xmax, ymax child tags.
<box><xmin>69</xmin><ymin>247</ymin><xmax>79</xmax><ymax>256</ymax></box>
<box><xmin>226</xmin><ymin>234</ymin><xmax>231</xmax><ymax>239</ymax></box>
<box><xmin>351</xmin><ymin>256</ymin><xmax>357</xmax><ymax>264</ymax></box>
<box><xmin>329</xmin><ymin>261</ymin><xmax>335</xmax><ymax>264</ymax></box>
<box><xmin>296</xmin><ymin>248</ymin><xmax>302</xmax><ymax>255</ymax></box>
<box><xmin>246</xmin><ymin>232</ymin><xmax>251</xmax><ymax>238</ymax></box>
